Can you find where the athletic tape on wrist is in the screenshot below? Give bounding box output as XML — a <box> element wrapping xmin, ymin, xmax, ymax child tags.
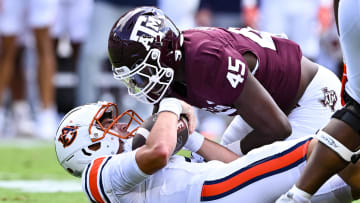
<box><xmin>185</xmin><ymin>131</ymin><xmax>205</xmax><ymax>152</ymax></box>
<box><xmin>158</xmin><ymin>98</ymin><xmax>182</xmax><ymax>119</ymax></box>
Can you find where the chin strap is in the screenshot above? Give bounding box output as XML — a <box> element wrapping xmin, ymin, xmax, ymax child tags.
<box><xmin>316</xmin><ymin>130</ymin><xmax>360</xmax><ymax>163</ymax></box>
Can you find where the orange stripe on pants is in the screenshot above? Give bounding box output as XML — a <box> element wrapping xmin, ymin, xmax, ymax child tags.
<box><xmin>201</xmin><ymin>140</ymin><xmax>310</xmax><ymax>199</ymax></box>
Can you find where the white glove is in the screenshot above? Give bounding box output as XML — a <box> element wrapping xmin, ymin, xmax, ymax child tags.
<box><xmin>275</xmin><ymin>186</ymin><xmax>311</xmax><ymax>203</ymax></box>
<box><xmin>276</xmin><ymin>193</ymin><xmax>300</xmax><ymax>203</ymax></box>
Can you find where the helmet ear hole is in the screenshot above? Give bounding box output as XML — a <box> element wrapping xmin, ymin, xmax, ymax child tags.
<box><xmin>88</xmin><ymin>142</ymin><xmax>101</xmax><ymax>151</ymax></box>
<box><xmin>81</xmin><ymin>142</ymin><xmax>101</xmax><ymax>156</ymax></box>
<box><xmin>67</xmin><ymin>168</ymin><xmax>74</xmax><ymax>174</ymax></box>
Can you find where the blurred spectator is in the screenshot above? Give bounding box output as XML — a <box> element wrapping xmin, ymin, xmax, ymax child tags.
<box><xmin>195</xmin><ymin>0</ymin><xmax>244</xmax><ymax>28</ymax></box>
<box><xmin>0</xmin><ymin>0</ymin><xmax>58</xmax><ymax>139</ymax></box>
<box><xmin>10</xmin><ymin>45</ymin><xmax>36</xmax><ymax>137</ymax></box>
<box><xmin>158</xmin><ymin>0</ymin><xmax>199</xmax><ymax>30</ymax></box>
<box><xmin>77</xmin><ymin>0</ymin><xmax>156</xmax><ymax>119</ymax></box>
<box><xmin>317</xmin><ymin>22</ymin><xmax>343</xmax><ymax>78</ymax></box>
<box><xmin>247</xmin><ymin>0</ymin><xmax>342</xmax><ymax>77</ymax></box>
<box><xmin>250</xmin><ymin>0</ymin><xmax>333</xmax><ymax>62</ymax></box>
<box><xmin>51</xmin><ymin>0</ymin><xmax>94</xmax><ymax>115</ymax></box>
<box><xmin>0</xmin><ymin>38</ymin><xmax>35</xmax><ymax>137</ymax></box>
<box><xmin>242</xmin><ymin>0</ymin><xmax>259</xmax><ymax>29</ymax></box>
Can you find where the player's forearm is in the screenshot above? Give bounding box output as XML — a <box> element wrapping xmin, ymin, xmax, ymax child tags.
<box><xmin>197</xmin><ymin>138</ymin><xmax>239</xmax><ymax>163</ymax></box>
<box><xmin>233</xmin><ymin>70</ymin><xmax>291</xmax><ymax>154</ymax></box>
<box><xmin>147</xmin><ymin>112</ymin><xmax>178</xmax><ymax>157</ymax></box>
<box><xmin>136</xmin><ymin>112</ymin><xmax>178</xmax><ymax>174</ymax></box>
<box><xmin>240</xmin><ymin>111</ymin><xmax>292</xmax><ymax>154</ymax></box>
<box><xmin>240</xmin><ymin>129</ymin><xmax>290</xmax><ymax>154</ymax></box>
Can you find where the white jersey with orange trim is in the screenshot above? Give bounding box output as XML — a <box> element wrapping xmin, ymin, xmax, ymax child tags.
<box><xmin>338</xmin><ymin>0</ymin><xmax>360</xmax><ymax>104</ymax></box>
<box><xmin>81</xmin><ymin>136</ymin><xmax>349</xmax><ymax>203</ymax></box>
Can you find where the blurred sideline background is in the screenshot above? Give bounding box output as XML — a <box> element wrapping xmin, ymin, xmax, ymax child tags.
<box><xmin>0</xmin><ymin>0</ymin><xmax>347</xmax><ymax>201</ymax></box>
<box><xmin>0</xmin><ymin>0</ymin><xmax>344</xmax><ymax>141</ymax></box>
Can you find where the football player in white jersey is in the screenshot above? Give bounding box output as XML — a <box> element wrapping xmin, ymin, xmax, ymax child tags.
<box><xmin>277</xmin><ymin>0</ymin><xmax>360</xmax><ymax>202</ymax></box>
<box><xmin>55</xmin><ymin>99</ymin><xmax>360</xmax><ymax>203</ymax></box>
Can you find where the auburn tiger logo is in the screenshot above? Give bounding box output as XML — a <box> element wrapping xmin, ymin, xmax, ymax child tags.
<box><xmin>58</xmin><ymin>126</ymin><xmax>79</xmax><ymax>148</ymax></box>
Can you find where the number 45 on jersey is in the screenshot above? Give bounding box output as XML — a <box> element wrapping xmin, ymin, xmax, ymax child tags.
<box><xmin>227</xmin><ymin>56</ymin><xmax>245</xmax><ymax>88</ymax></box>
<box><xmin>226</xmin><ymin>27</ymin><xmax>285</xmax><ymax>88</ymax></box>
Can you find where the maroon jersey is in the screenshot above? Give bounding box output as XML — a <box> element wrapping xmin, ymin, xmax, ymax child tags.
<box><xmin>169</xmin><ymin>27</ymin><xmax>302</xmax><ymax>116</ymax></box>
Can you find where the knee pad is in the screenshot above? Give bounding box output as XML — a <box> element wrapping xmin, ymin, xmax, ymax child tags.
<box><xmin>316</xmin><ymin>130</ymin><xmax>360</xmax><ymax>163</ymax></box>
<box><xmin>332</xmin><ymin>92</ymin><xmax>360</xmax><ymax>135</ymax></box>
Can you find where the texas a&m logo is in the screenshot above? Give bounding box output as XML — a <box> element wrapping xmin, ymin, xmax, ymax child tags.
<box><xmin>320</xmin><ymin>87</ymin><xmax>338</xmax><ymax>111</ymax></box>
<box><xmin>202</xmin><ymin>100</ymin><xmax>237</xmax><ymax>115</ymax></box>
<box><xmin>130</xmin><ymin>15</ymin><xmax>164</xmax><ymax>50</ymax></box>
<box><xmin>58</xmin><ymin>126</ymin><xmax>79</xmax><ymax>148</ymax></box>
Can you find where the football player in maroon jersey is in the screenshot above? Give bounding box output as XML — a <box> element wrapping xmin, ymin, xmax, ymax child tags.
<box><xmin>108</xmin><ymin>6</ymin><xmax>341</xmax><ymax>155</ymax></box>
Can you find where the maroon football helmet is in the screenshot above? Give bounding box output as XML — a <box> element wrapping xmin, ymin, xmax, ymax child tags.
<box><xmin>108</xmin><ymin>6</ymin><xmax>183</xmax><ymax>104</ymax></box>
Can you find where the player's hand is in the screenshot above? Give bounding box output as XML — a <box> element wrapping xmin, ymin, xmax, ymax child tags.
<box><xmin>275</xmin><ymin>193</ymin><xmax>297</xmax><ymax>203</ymax></box>
<box><xmin>275</xmin><ymin>192</ymin><xmax>310</xmax><ymax>203</ymax></box>
<box><xmin>158</xmin><ymin>98</ymin><xmax>196</xmax><ymax>134</ymax></box>
<box><xmin>178</xmin><ymin>100</ymin><xmax>196</xmax><ymax>134</ymax></box>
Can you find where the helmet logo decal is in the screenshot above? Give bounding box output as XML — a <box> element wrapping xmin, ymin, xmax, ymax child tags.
<box><xmin>130</xmin><ymin>15</ymin><xmax>164</xmax><ymax>50</ymax></box>
<box><xmin>58</xmin><ymin>126</ymin><xmax>79</xmax><ymax>148</ymax></box>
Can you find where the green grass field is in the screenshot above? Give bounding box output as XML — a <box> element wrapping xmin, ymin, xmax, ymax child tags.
<box><xmin>0</xmin><ymin>138</ymin><xmax>359</xmax><ymax>203</ymax></box>
<box><xmin>0</xmin><ymin>139</ymin><xmax>87</xmax><ymax>203</ymax></box>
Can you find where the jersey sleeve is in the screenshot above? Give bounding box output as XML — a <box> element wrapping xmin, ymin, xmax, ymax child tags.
<box><xmin>186</xmin><ymin>40</ymin><xmax>249</xmax><ymax>105</ymax></box>
<box><xmin>82</xmin><ymin>156</ymin><xmax>113</xmax><ymax>203</ymax></box>
<box><xmin>81</xmin><ymin>150</ymin><xmax>149</xmax><ymax>202</ymax></box>
<box><xmin>108</xmin><ymin>149</ymin><xmax>149</xmax><ymax>195</ymax></box>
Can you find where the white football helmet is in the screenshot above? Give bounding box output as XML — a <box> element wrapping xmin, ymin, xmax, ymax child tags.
<box><xmin>55</xmin><ymin>101</ymin><xmax>143</xmax><ymax>177</ymax></box>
